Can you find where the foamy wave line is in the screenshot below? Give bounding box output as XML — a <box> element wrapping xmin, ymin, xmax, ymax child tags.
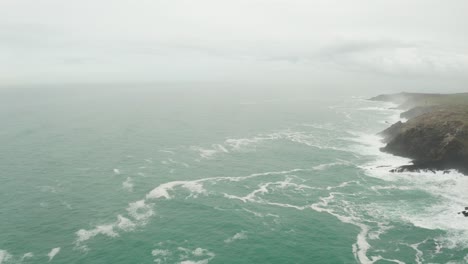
<box><xmin>224</xmin><ymin>184</ymin><xmax>393</xmax><ymax>264</ymax></box>
<box><xmin>224</xmin><ymin>231</ymin><xmax>247</xmax><ymax>243</ymax></box>
<box><xmin>74</xmin><ymin>167</ymin><xmax>316</xmax><ymax>248</ymax></box>
<box><xmin>308</xmin><ymin>192</ymin><xmax>399</xmax><ymax>264</ymax></box>
<box><xmin>47</xmin><ymin>247</ymin><xmax>60</xmax><ymax>262</ymax></box>
<box><xmin>223</xmin><ymin>176</ymin><xmax>325</xmax><ymax>204</ymax></box>
<box><xmin>219</xmin><ymin>175</ymin><xmax>390</xmax><ymax>264</ymax></box>
<box><xmin>191</xmin><ymin>128</ymin><xmax>351</xmax><ymax>159</ymax></box>
<box><xmin>359</xmin><ymin>131</ymin><xmax>468</xmax><ymax>250</ymax></box>
<box><xmin>0</xmin><ymin>250</ymin><xmax>39</xmax><ymax>264</ymax></box>
<box><xmin>152</xmin><ymin>246</ymin><xmax>215</xmax><ymax>264</ymax></box>
<box><xmin>191</xmin><ymin>144</ymin><xmax>228</xmax><ymax>159</ymax></box>
<box><xmin>0</xmin><ymin>250</ymin><xmax>12</xmax><ymax>264</ymax></box>
<box><xmin>242</xmin><ymin>208</ymin><xmax>279</xmax><ymax>218</ymax></box>
<box><xmin>74</xmin><ymin>162</ymin><xmax>349</xmax><ymax>249</ymax></box>
<box><xmin>75</xmin><ymin>200</ymin><xmax>154</xmax><ymax>250</ymax></box>
<box><xmin>353</xmin><ymin>98</ymin><xmax>468</xmax><ymax>261</ymax></box>
<box><xmin>221</xmin><ymin>179</ymin><xmax>398</xmax><ymax>264</ymax></box>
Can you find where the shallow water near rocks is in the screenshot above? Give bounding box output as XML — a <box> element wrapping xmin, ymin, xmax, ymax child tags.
<box><xmin>1</xmin><ymin>87</ymin><xmax>467</xmax><ymax>263</ymax></box>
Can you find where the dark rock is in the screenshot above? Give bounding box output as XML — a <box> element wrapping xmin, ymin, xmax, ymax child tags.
<box><xmin>374</xmin><ymin>92</ymin><xmax>468</xmax><ymax>175</ymax></box>
<box><xmin>381</xmin><ymin>108</ymin><xmax>468</xmax><ymax>175</ymax></box>
<box><xmin>378</xmin><ymin>121</ymin><xmax>404</xmax><ymax>143</ymax></box>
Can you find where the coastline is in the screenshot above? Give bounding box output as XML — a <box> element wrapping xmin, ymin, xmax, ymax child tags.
<box><xmin>370</xmin><ymin>92</ymin><xmax>468</xmax><ymax>175</ymax></box>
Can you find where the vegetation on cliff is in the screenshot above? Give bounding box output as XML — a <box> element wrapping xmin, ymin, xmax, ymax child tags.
<box><xmin>371</xmin><ymin>92</ymin><xmax>468</xmax><ymax>174</ymax></box>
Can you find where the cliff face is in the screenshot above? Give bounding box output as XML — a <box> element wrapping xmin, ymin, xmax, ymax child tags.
<box><xmin>372</xmin><ymin>93</ymin><xmax>468</xmax><ymax>174</ymax></box>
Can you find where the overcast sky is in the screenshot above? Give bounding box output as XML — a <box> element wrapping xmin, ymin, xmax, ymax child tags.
<box><xmin>1</xmin><ymin>0</ymin><xmax>467</xmax><ymax>92</ymax></box>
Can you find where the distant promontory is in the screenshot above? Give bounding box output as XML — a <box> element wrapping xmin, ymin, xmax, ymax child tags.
<box><xmin>370</xmin><ymin>92</ymin><xmax>468</xmax><ymax>175</ymax></box>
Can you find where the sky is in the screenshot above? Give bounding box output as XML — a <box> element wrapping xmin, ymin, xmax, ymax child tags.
<box><xmin>0</xmin><ymin>0</ymin><xmax>467</xmax><ymax>93</ymax></box>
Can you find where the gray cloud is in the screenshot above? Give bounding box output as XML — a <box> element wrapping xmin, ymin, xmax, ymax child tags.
<box><xmin>0</xmin><ymin>0</ymin><xmax>467</xmax><ymax>91</ymax></box>
<box><xmin>315</xmin><ymin>40</ymin><xmax>468</xmax><ymax>76</ymax></box>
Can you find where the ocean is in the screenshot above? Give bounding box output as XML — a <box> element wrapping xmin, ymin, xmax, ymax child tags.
<box><xmin>1</xmin><ymin>86</ymin><xmax>467</xmax><ymax>264</ymax></box>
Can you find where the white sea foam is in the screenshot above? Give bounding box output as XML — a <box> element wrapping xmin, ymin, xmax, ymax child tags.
<box><xmin>224</xmin><ymin>177</ymin><xmax>317</xmax><ymax>206</ymax></box>
<box><xmin>362</xmin><ymin>144</ymin><xmax>468</xmax><ymax>249</ymax></box>
<box><xmin>313</xmin><ymin>161</ymin><xmax>353</xmax><ymax>171</ymax></box>
<box><xmin>76</xmin><ymin>224</ymin><xmax>118</xmax><ymax>246</ymax></box>
<box><xmin>352</xmin><ymin>99</ymin><xmax>468</xmax><ymax>260</ymax></box>
<box><xmin>223</xmin><ymin>182</ymin><xmax>270</xmax><ymax>203</ymax></box>
<box><xmin>122</xmin><ymin>177</ymin><xmax>133</xmax><ymax>192</ymax></box>
<box><xmin>326</xmin><ymin>180</ymin><xmax>359</xmax><ymax>190</ymax></box>
<box><xmin>126</xmin><ymin>200</ymin><xmax>154</xmax><ymax>222</ymax></box>
<box><xmin>265</xmin><ymin>201</ymin><xmax>306</xmax><ymax>210</ymax></box>
<box><xmin>192</xmin><ymin>144</ymin><xmax>229</xmax><ymax>159</ymax></box>
<box><xmin>241</xmin><ymin>209</ymin><xmax>262</xmax><ymax>218</ymax></box>
<box><xmin>192</xmin><ymin>248</ymin><xmax>212</xmax><ymax>257</ymax></box>
<box><xmin>242</xmin><ymin>208</ymin><xmax>280</xmax><ymax>219</ymax></box>
<box><xmin>21</xmin><ymin>252</ymin><xmax>34</xmax><ymax>260</ymax></box>
<box><xmin>75</xmin><ymin>201</ymin><xmax>152</xmax><ymax>250</ymax></box>
<box><xmin>224</xmin><ymin>138</ymin><xmax>259</xmax><ymax>151</ymax></box>
<box><xmin>408</xmin><ymin>240</ymin><xmax>426</xmax><ymax>264</ymax></box>
<box><xmin>273</xmin><ymin>176</ymin><xmax>318</xmax><ymax>191</ymax></box>
<box><xmin>193</xmin><ymin>129</ymin><xmax>351</xmax><ymax>160</ymax></box>
<box><xmin>224</xmin><ymin>133</ymin><xmax>281</xmax><ymax>151</ymax></box>
<box><xmin>116</xmin><ymin>215</ymin><xmax>136</xmax><ymax>231</ymax></box>
<box><xmin>0</xmin><ymin>250</ymin><xmax>12</xmax><ymax>264</ymax></box>
<box><xmin>47</xmin><ymin>247</ymin><xmax>60</xmax><ymax>262</ymax></box>
<box><xmin>75</xmin><ymin>168</ymin><xmax>307</xmax><ymax>248</ymax></box>
<box><xmin>369</xmin><ymin>185</ymin><xmax>414</xmax><ymax>192</ymax></box>
<box><xmin>308</xmin><ymin>189</ymin><xmax>396</xmax><ymax>264</ymax></box>
<box><xmin>230</xmin><ymin>168</ymin><xmax>307</xmax><ymax>182</ymax></box>
<box><xmin>345</xmin><ymin>131</ymin><xmax>390</xmax><ymax>157</ymax></box>
<box><xmin>113</xmin><ymin>169</ymin><xmax>120</xmax><ymax>175</ymax></box>
<box><xmin>223</xmin><ymin>176</ymin><xmax>317</xmax><ymax>204</ymax></box>
<box><xmin>176</xmin><ymin>247</ymin><xmax>215</xmax><ymax>264</ymax></box>
<box><xmin>152</xmin><ymin>249</ymin><xmax>171</xmax><ymax>257</ymax></box>
<box><xmin>347</xmin><ymin>128</ymin><xmax>413</xmax><ymax>181</ymax></box>
<box><xmin>180</xmin><ymin>261</ymin><xmax>209</xmax><ymax>264</ymax></box>
<box><xmin>146</xmin><ymin>181</ymin><xmax>206</xmax><ymax>200</ymax></box>
<box><xmin>191</xmin><ymin>124</ymin><xmax>348</xmax><ymax>161</ymax></box>
<box><xmin>152</xmin><ymin>249</ymin><xmax>171</xmax><ymax>264</ymax></box>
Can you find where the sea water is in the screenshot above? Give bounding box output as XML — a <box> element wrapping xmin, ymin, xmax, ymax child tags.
<box><xmin>1</xmin><ymin>86</ymin><xmax>467</xmax><ymax>263</ymax></box>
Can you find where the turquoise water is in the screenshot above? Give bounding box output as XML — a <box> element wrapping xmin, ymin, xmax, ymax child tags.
<box><xmin>1</xmin><ymin>86</ymin><xmax>467</xmax><ymax>263</ymax></box>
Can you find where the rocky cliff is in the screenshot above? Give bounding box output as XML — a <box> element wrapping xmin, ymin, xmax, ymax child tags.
<box><xmin>371</xmin><ymin>93</ymin><xmax>468</xmax><ymax>174</ymax></box>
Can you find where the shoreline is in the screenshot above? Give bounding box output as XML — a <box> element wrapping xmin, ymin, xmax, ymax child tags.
<box><xmin>370</xmin><ymin>92</ymin><xmax>468</xmax><ymax>175</ymax></box>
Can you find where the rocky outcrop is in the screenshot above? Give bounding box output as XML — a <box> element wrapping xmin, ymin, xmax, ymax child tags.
<box><xmin>372</xmin><ymin>93</ymin><xmax>468</xmax><ymax>174</ymax></box>
<box><xmin>378</xmin><ymin>121</ymin><xmax>404</xmax><ymax>143</ymax></box>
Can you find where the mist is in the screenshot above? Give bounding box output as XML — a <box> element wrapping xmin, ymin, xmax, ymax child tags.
<box><xmin>1</xmin><ymin>0</ymin><xmax>467</xmax><ymax>94</ymax></box>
